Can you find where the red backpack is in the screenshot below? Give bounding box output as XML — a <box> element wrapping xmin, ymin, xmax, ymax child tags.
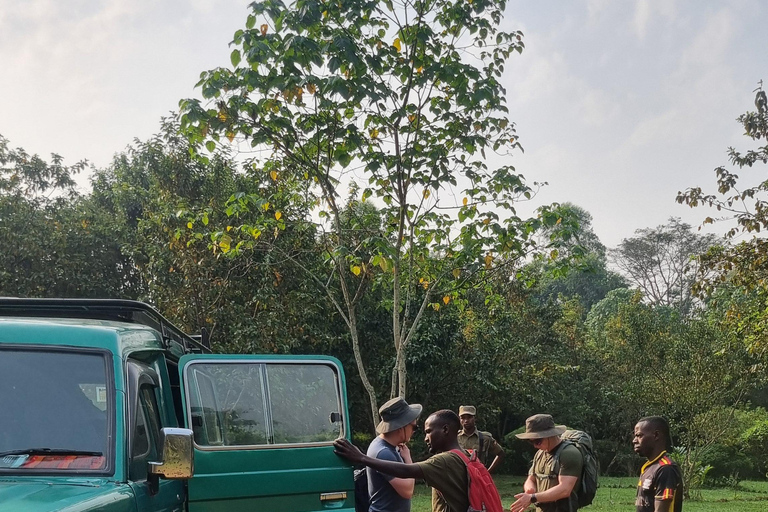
<box><xmin>451</xmin><ymin>449</ymin><xmax>504</xmax><ymax>512</ymax></box>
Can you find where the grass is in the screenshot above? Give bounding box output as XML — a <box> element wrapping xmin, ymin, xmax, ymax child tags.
<box><xmin>410</xmin><ymin>476</ymin><xmax>768</xmax><ymax>512</ymax></box>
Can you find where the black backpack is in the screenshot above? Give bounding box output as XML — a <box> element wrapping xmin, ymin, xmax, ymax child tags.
<box><xmin>354</xmin><ymin>467</ymin><xmax>370</xmax><ymax>512</ymax></box>
<box><xmin>554</xmin><ymin>430</ymin><xmax>599</xmax><ymax>508</ymax></box>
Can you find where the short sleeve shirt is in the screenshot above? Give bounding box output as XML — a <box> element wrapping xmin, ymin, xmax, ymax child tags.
<box><xmin>367</xmin><ymin>437</ymin><xmax>410</xmax><ymax>512</ymax></box>
<box><xmin>416</xmin><ymin>451</ymin><xmax>470</xmax><ymax>512</ymax></box>
<box><xmin>636</xmin><ymin>452</ymin><xmax>683</xmax><ymax>512</ymax></box>
<box><xmin>457</xmin><ymin>430</ymin><xmax>504</xmax><ymax>468</ymax></box>
<box><xmin>530</xmin><ymin>442</ymin><xmax>583</xmax><ymax>512</ymax></box>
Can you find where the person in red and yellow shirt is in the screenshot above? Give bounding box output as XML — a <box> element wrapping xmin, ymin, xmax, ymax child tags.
<box><xmin>633</xmin><ymin>416</ymin><xmax>683</xmax><ymax>512</ymax></box>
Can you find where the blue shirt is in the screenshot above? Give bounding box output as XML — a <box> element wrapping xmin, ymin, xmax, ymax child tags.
<box><xmin>366</xmin><ymin>437</ymin><xmax>411</xmax><ymax>512</ymax></box>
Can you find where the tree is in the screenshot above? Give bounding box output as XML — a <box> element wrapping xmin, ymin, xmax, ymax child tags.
<box><xmin>529</xmin><ymin>203</ymin><xmax>626</xmax><ymax>312</ymax></box>
<box><xmin>609</xmin><ymin>218</ymin><xmax>717</xmax><ymax>316</ymax></box>
<box><xmin>90</xmin><ymin>119</ymin><xmax>338</xmax><ymax>355</ymax></box>
<box><xmin>179</xmin><ymin>0</ymin><xmax>557</xmax><ymax>428</ymax></box>
<box><xmin>0</xmin><ymin>135</ymin><xmax>140</xmax><ymax>298</ymax></box>
<box><xmin>584</xmin><ymin>292</ymin><xmax>759</xmax><ymax>492</ymax></box>
<box><xmin>677</xmin><ymin>82</ymin><xmax>768</xmax><ymax>356</ymax></box>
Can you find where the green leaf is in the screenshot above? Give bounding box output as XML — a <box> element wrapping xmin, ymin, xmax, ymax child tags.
<box><xmin>231</xmin><ymin>49</ymin><xmax>241</xmax><ymax>67</ymax></box>
<box><xmin>205</xmin><ymin>140</ymin><xmax>216</xmax><ymax>152</ymax></box>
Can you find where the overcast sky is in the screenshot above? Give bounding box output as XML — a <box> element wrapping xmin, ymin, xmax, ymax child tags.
<box><xmin>1</xmin><ymin>0</ymin><xmax>766</xmax><ymax>247</ymax></box>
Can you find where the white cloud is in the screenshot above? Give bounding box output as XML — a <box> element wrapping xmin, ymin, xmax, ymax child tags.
<box><xmin>633</xmin><ymin>0</ymin><xmax>652</xmax><ymax>39</ymax></box>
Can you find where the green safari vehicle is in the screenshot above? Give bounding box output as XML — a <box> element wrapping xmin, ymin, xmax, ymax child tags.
<box><xmin>0</xmin><ymin>298</ymin><xmax>355</xmax><ymax>512</ymax></box>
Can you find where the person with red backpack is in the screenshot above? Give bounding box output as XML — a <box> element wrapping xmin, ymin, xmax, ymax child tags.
<box><xmin>335</xmin><ymin>409</ymin><xmax>503</xmax><ymax>512</ymax></box>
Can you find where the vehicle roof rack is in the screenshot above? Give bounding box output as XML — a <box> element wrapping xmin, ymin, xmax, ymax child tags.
<box><xmin>0</xmin><ymin>298</ymin><xmax>211</xmax><ymax>354</ymax></box>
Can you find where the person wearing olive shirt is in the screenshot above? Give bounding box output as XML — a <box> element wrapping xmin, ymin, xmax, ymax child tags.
<box><xmin>457</xmin><ymin>405</ymin><xmax>505</xmax><ymax>473</ymax></box>
<box><xmin>510</xmin><ymin>414</ymin><xmax>583</xmax><ymax>512</ymax></box>
<box><xmin>335</xmin><ymin>410</ymin><xmax>471</xmax><ymax>512</ymax></box>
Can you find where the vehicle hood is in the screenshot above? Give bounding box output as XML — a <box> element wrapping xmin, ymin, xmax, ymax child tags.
<box><xmin>0</xmin><ymin>478</ymin><xmax>134</xmax><ymax>512</ymax></box>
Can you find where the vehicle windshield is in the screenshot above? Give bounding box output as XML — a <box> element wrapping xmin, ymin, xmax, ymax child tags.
<box><xmin>0</xmin><ymin>348</ymin><xmax>112</xmax><ymax>472</ymax></box>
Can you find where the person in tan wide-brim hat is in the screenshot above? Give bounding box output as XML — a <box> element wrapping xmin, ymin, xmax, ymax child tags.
<box><xmin>515</xmin><ymin>413</ymin><xmax>567</xmax><ymax>440</ymax></box>
<box><xmin>511</xmin><ymin>414</ymin><xmax>583</xmax><ymax>512</ymax></box>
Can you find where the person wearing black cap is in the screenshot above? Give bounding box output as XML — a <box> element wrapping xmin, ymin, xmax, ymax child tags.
<box><xmin>510</xmin><ymin>414</ymin><xmax>583</xmax><ymax>512</ymax></box>
<box><xmin>366</xmin><ymin>397</ymin><xmax>422</xmax><ymax>512</ymax></box>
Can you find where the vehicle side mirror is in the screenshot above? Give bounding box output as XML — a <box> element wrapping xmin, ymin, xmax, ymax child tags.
<box><xmin>148</xmin><ymin>427</ymin><xmax>194</xmax><ymax>484</ymax></box>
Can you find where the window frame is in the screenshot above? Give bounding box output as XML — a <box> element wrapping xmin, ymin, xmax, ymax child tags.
<box><xmin>182</xmin><ymin>359</ymin><xmax>345</xmax><ymax>451</ymax></box>
<box><xmin>0</xmin><ymin>344</ymin><xmax>116</xmax><ymax>476</ymax></box>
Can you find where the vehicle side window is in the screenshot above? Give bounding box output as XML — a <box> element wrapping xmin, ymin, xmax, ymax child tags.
<box><xmin>185</xmin><ymin>362</ymin><xmax>343</xmax><ymax>448</ymax></box>
<box><xmin>130</xmin><ymin>385</ymin><xmax>162</xmax><ymax>481</ymax></box>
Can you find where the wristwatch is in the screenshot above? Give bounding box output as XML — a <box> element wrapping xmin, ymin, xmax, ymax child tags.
<box><xmin>530</xmin><ymin>494</ymin><xmax>538</xmax><ymax>504</ymax></box>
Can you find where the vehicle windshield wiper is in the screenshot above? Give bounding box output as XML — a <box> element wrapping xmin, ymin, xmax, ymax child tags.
<box><xmin>0</xmin><ymin>448</ymin><xmax>103</xmax><ymax>457</ymax></box>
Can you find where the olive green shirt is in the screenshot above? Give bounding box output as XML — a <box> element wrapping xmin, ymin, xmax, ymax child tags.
<box><xmin>416</xmin><ymin>451</ymin><xmax>470</xmax><ymax>512</ymax></box>
<box><xmin>530</xmin><ymin>442</ymin><xmax>583</xmax><ymax>512</ymax></box>
<box><xmin>457</xmin><ymin>429</ymin><xmax>503</xmax><ymax>468</ymax></box>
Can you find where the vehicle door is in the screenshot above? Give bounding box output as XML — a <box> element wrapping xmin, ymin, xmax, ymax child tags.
<box><xmin>126</xmin><ymin>359</ymin><xmax>186</xmax><ymax>512</ymax></box>
<box><xmin>178</xmin><ymin>355</ymin><xmax>354</xmax><ymax>512</ymax></box>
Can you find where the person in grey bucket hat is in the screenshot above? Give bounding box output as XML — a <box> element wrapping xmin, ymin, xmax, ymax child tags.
<box><xmin>511</xmin><ymin>414</ymin><xmax>584</xmax><ymax>512</ymax></box>
<box><xmin>366</xmin><ymin>397</ymin><xmax>422</xmax><ymax>511</ymax></box>
<box><xmin>376</xmin><ymin>397</ymin><xmax>422</xmax><ymax>435</ymax></box>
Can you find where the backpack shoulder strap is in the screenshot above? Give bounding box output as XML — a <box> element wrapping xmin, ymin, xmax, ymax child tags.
<box><xmin>451</xmin><ymin>448</ymin><xmax>473</xmax><ymax>464</ymax></box>
<box><xmin>478</xmin><ymin>431</ymin><xmax>484</xmax><ymax>456</ymax></box>
<box><xmin>553</xmin><ymin>439</ymin><xmax>572</xmax><ymax>459</ymax></box>
<box><xmin>551</xmin><ymin>439</ymin><xmax>574</xmax><ymax>474</ymax></box>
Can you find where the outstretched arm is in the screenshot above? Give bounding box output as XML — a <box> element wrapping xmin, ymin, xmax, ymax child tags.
<box><xmin>334</xmin><ymin>439</ymin><xmax>425</xmax><ymax>480</ymax></box>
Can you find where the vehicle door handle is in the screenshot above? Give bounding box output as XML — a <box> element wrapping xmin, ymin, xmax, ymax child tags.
<box><xmin>319</xmin><ymin>492</ymin><xmax>347</xmax><ymax>509</ymax></box>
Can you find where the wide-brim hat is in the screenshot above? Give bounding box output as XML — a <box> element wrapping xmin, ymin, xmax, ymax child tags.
<box><xmin>376</xmin><ymin>397</ymin><xmax>422</xmax><ymax>434</ymax></box>
<box><xmin>515</xmin><ymin>414</ymin><xmax>567</xmax><ymax>440</ymax></box>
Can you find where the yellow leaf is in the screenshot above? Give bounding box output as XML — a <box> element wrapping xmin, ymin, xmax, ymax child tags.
<box><xmin>218</xmin><ymin>111</ymin><xmax>228</xmax><ymax>122</ymax></box>
<box><xmin>322</xmin><ymin>10</ymin><xmax>328</xmax><ymax>17</ymax></box>
<box><xmin>483</xmin><ymin>218</ymin><xmax>490</xmax><ymax>225</ymax></box>
<box><xmin>260</xmin><ymin>24</ymin><xmax>268</xmax><ymax>36</ymax></box>
<box><xmin>432</xmin><ymin>303</ymin><xmax>440</xmax><ymax>311</ymax></box>
<box><xmin>226</xmin><ymin>225</ymin><xmax>232</xmax><ymax>231</ymax></box>
<box><xmin>452</xmin><ymin>268</ymin><xmax>461</xmax><ymax>278</ymax></box>
<box><xmin>485</xmin><ymin>253</ymin><xmax>493</xmax><ymax>268</ymax></box>
<box><xmin>443</xmin><ymin>295</ymin><xmax>450</xmax><ymax>305</ymax></box>
<box><xmin>463</xmin><ymin>197</ymin><xmax>468</xmax><ymax>206</ymax></box>
<box><xmin>226</xmin><ymin>132</ymin><xmax>235</xmax><ymax>142</ymax></box>
<box><xmin>393</xmin><ymin>38</ymin><xmax>402</xmax><ymax>52</ymax></box>
<box><xmin>351</xmin><ymin>265</ymin><xmax>361</xmax><ymax>276</ymax></box>
<box><xmin>275</xmin><ymin>211</ymin><xmax>282</xmax><ymax>220</ymax></box>
<box><xmin>408</xmin><ymin>114</ymin><xmax>416</xmax><ymax>123</ymax></box>
<box><xmin>262</xmin><ymin>202</ymin><xmax>270</xmax><ymax>211</ymax></box>
<box><xmin>417</xmin><ymin>66</ymin><xmax>423</xmax><ymax>73</ymax></box>
<box><xmin>187</xmin><ymin>222</ymin><xmax>193</xmax><ymax>229</ymax></box>
<box><xmin>270</xmin><ymin>170</ymin><xmax>278</xmax><ymax>180</ymax></box>
<box><xmin>423</xmin><ymin>189</ymin><xmax>430</xmax><ymax>199</ymax></box>
<box><xmin>220</xmin><ymin>235</ymin><xmax>232</xmax><ymax>253</ymax></box>
<box><xmin>307</xmin><ymin>83</ymin><xmax>316</xmax><ymax>94</ymax></box>
<box><xmin>370</xmin><ymin>128</ymin><xmax>379</xmax><ymax>139</ymax></box>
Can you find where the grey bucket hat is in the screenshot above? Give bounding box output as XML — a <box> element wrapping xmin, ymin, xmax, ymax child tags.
<box><xmin>515</xmin><ymin>414</ymin><xmax>567</xmax><ymax>440</ymax></box>
<box><xmin>376</xmin><ymin>397</ymin><xmax>423</xmax><ymax>434</ymax></box>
